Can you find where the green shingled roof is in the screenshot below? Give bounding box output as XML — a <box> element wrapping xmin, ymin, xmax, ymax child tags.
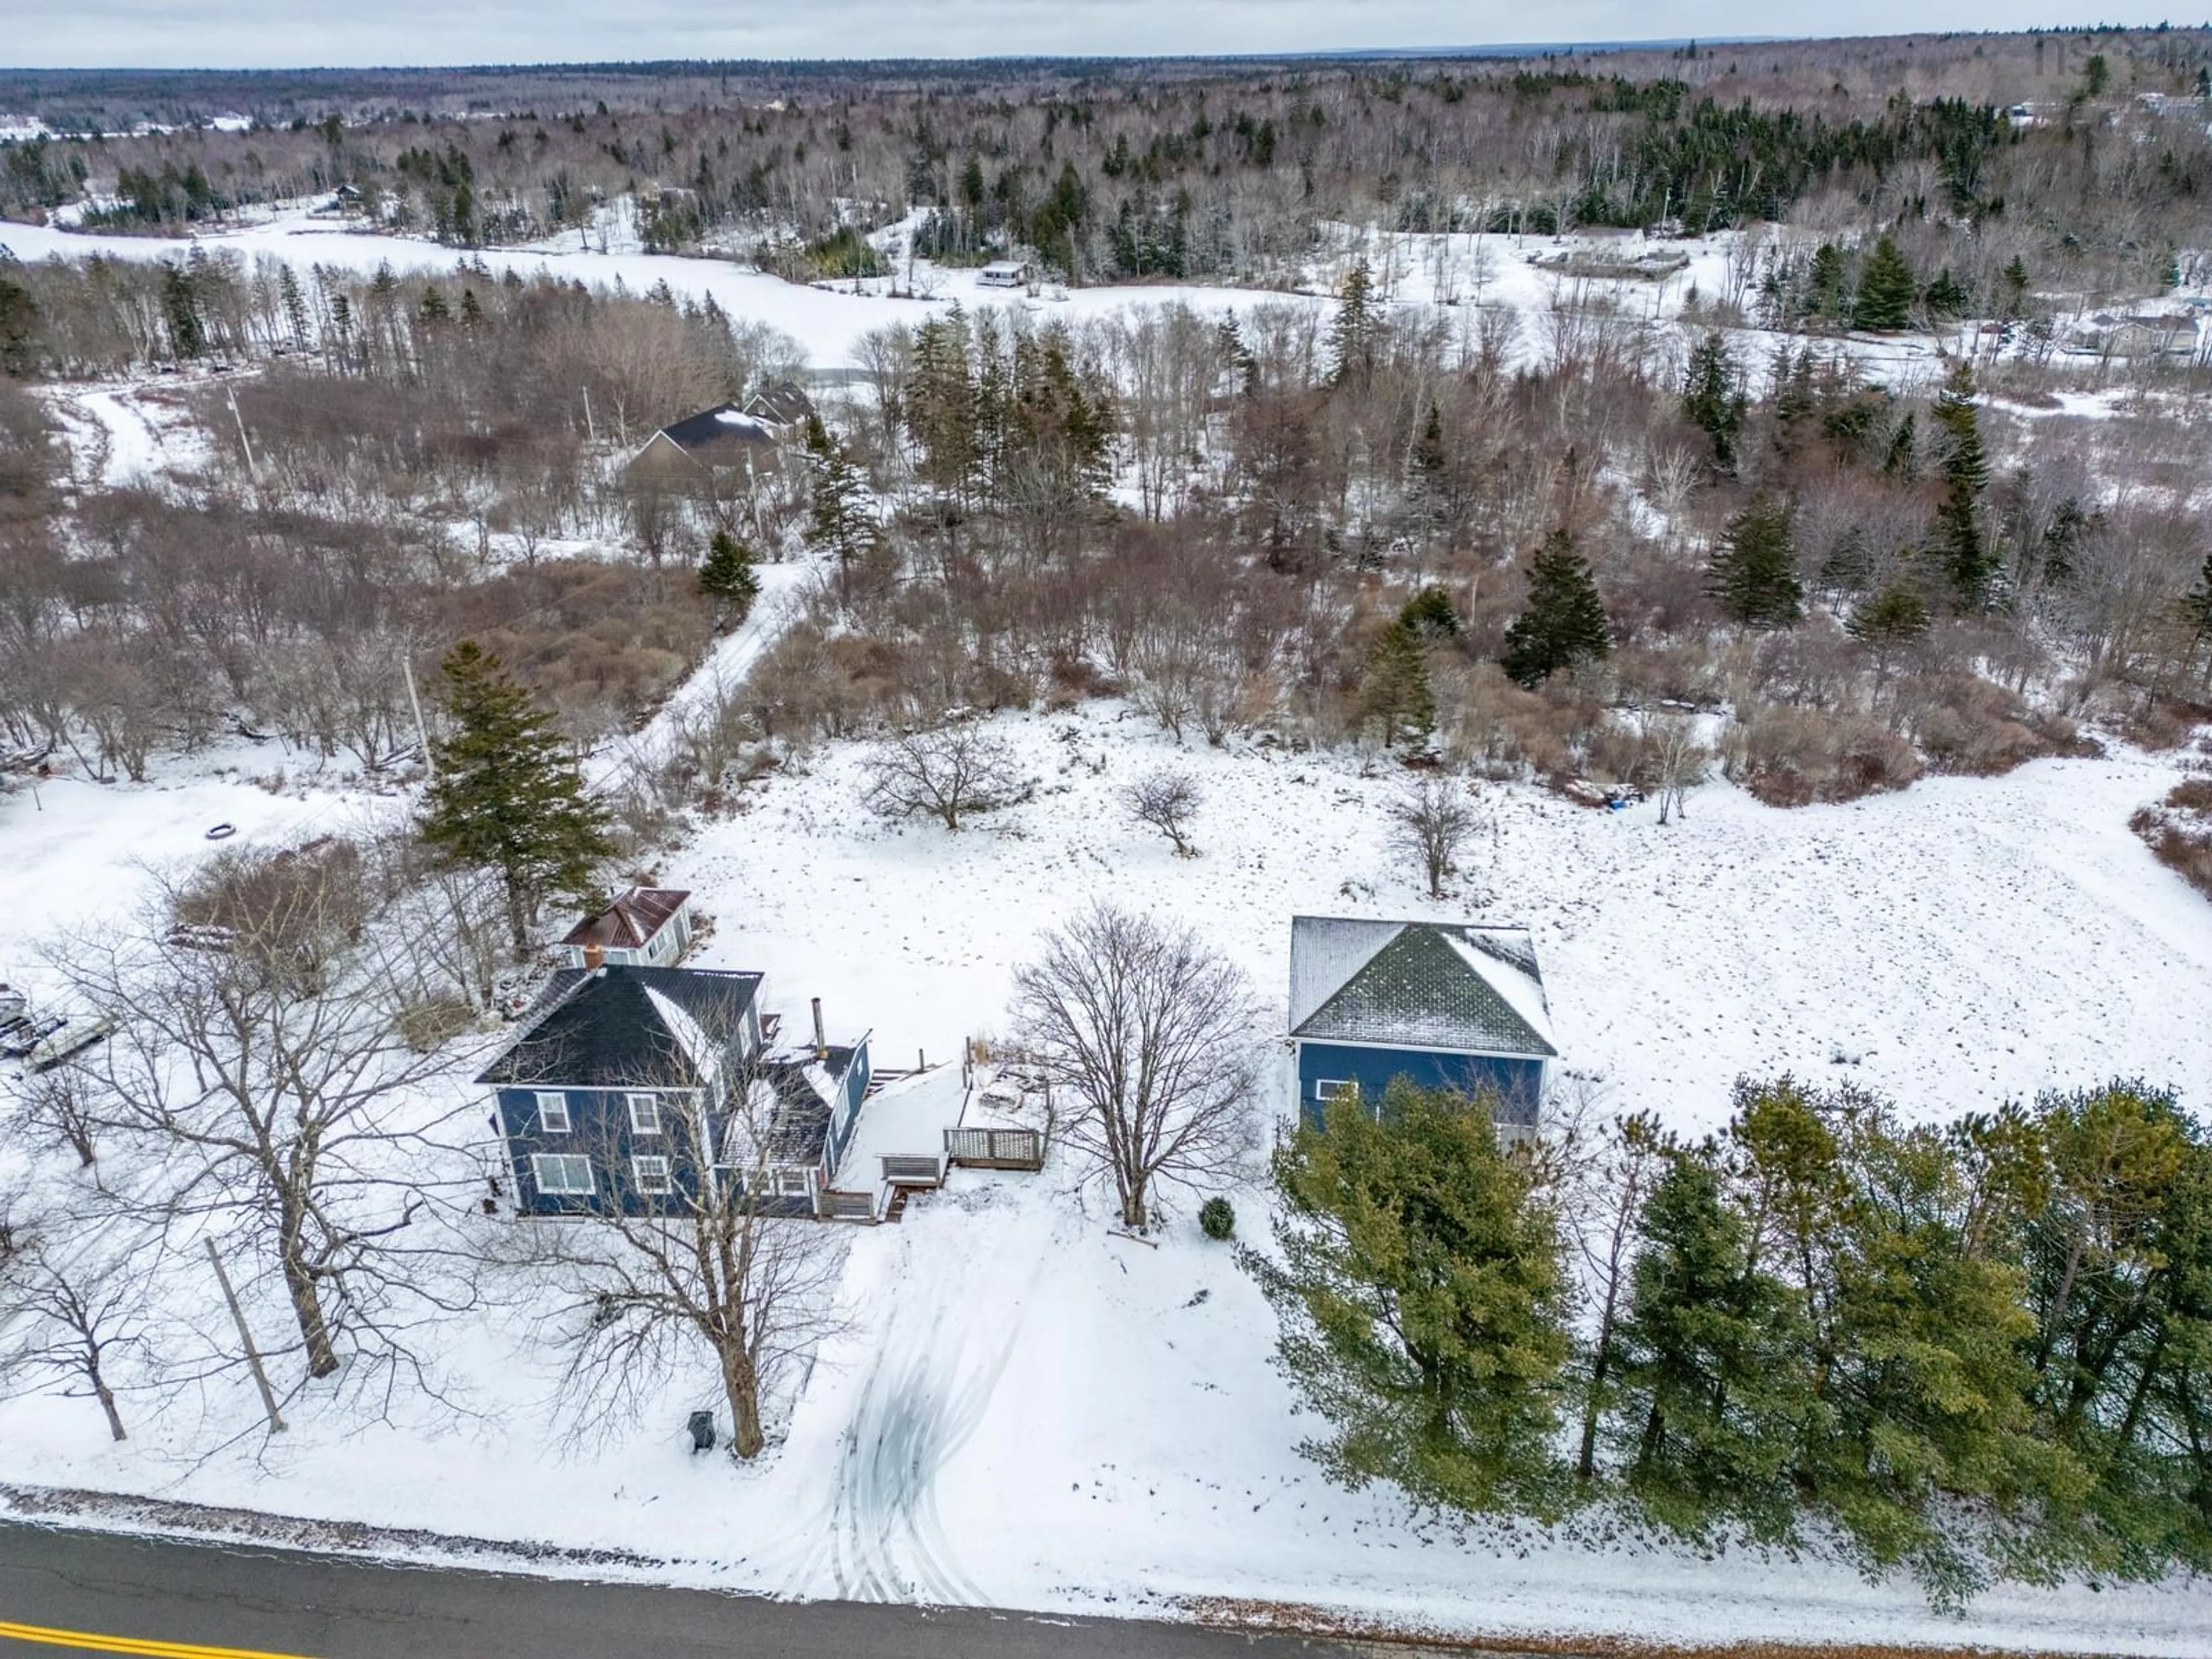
<box><xmin>1290</xmin><ymin>920</ymin><xmax>1557</xmax><ymax>1058</ymax></box>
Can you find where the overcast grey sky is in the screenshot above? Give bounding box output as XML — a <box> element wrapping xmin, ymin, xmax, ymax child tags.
<box><xmin>0</xmin><ymin>3</ymin><xmax>2132</xmax><ymax>71</ymax></box>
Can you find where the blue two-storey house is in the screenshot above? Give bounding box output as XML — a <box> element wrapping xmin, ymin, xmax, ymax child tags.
<box><xmin>478</xmin><ymin>964</ymin><xmax>872</xmax><ymax>1219</ymax></box>
<box><xmin>1287</xmin><ymin>916</ymin><xmax>1557</xmax><ymax>1134</ymax></box>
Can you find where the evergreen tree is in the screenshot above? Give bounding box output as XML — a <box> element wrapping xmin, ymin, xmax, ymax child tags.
<box><xmin>160</xmin><ymin>260</ymin><xmax>205</xmax><ymax>359</ymax></box>
<box><xmin>1327</xmin><ymin>255</ymin><xmax>1384</xmax><ymax>385</ymax></box>
<box><xmin>1681</xmin><ymin>331</ymin><xmax>1747</xmax><ymax>470</ymax></box>
<box><xmin>1883</xmin><ymin>410</ymin><xmax>1919</xmax><ymax>479</ymax></box>
<box><xmin>1930</xmin><ymin>363</ymin><xmax>1996</xmax><ymax>609</ymax></box>
<box><xmin>1502</xmin><ymin>530</ymin><xmax>1612</xmax><ymax>688</ymax></box>
<box><xmin>1923</xmin><ymin>267</ymin><xmax>1970</xmax><ymax>320</ymax></box>
<box><xmin>1847</xmin><ymin>578</ymin><xmax>1932</xmax><ymax>681</ymax></box>
<box><xmin>1854</xmin><ymin>235</ymin><xmax>1918</xmax><ymax>331</ymax></box>
<box><xmin>419</xmin><ymin>641</ymin><xmax>615</xmax><ymax>955</ymax></box>
<box><xmin>1359</xmin><ymin>620</ymin><xmax>1437</xmax><ymax>749</ymax></box>
<box><xmin>418</xmin><ymin>283</ymin><xmax>450</xmax><ymax>324</ymax></box>
<box><xmin>697</xmin><ymin>529</ymin><xmax>760</xmax><ymax>626</ymax></box>
<box><xmin>1249</xmin><ymin>1079</ymin><xmax>1574</xmax><ymax>1517</ymax></box>
<box><xmin>907</xmin><ymin>309</ymin><xmax>975</xmax><ymax>501</ymax></box>
<box><xmin>1611</xmin><ymin>1143</ymin><xmax>1802</xmax><ymax>1541</ymax></box>
<box><xmin>2185</xmin><ymin>551</ymin><xmax>2212</xmax><ymax>649</ymax></box>
<box><xmin>276</xmin><ymin>263</ymin><xmax>310</xmax><ymax>352</ymax></box>
<box><xmin>2001</xmin><ymin>255</ymin><xmax>2031</xmax><ymax>318</ymax></box>
<box><xmin>1708</xmin><ymin>495</ymin><xmax>1804</xmax><ymax>628</ymax></box>
<box><xmin>802</xmin><ymin>415</ymin><xmax>878</xmax><ymax>594</ymax></box>
<box><xmin>1806</xmin><ymin>241</ymin><xmax>1848</xmax><ymax>322</ymax></box>
<box><xmin>1397</xmin><ymin>583</ymin><xmax>1461</xmax><ymax>639</ymax></box>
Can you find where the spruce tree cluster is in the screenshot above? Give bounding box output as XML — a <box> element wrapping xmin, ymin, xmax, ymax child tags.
<box><xmin>1502</xmin><ymin>531</ymin><xmax>1611</xmax><ymax>688</ymax></box>
<box><xmin>1680</xmin><ymin>331</ymin><xmax>1747</xmax><ymax>470</ymax></box>
<box><xmin>1359</xmin><ymin>620</ymin><xmax>1437</xmax><ymax>749</ymax></box>
<box><xmin>419</xmin><ymin>641</ymin><xmax>616</xmax><ymax>955</ymax></box>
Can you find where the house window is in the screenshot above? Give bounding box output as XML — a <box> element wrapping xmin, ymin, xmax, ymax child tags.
<box><xmin>632</xmin><ymin>1155</ymin><xmax>673</xmax><ymax>1195</ymax></box>
<box><xmin>775</xmin><ymin>1167</ymin><xmax>812</xmax><ymax>1198</ymax></box>
<box><xmin>531</xmin><ymin>1153</ymin><xmax>594</xmax><ymax>1196</ymax></box>
<box><xmin>1315</xmin><ymin>1078</ymin><xmax>1359</xmax><ymax>1104</ymax></box>
<box><xmin>534</xmin><ymin>1092</ymin><xmax>571</xmax><ymax>1134</ymax></box>
<box><xmin>627</xmin><ymin>1093</ymin><xmax>662</xmax><ymax>1135</ymax></box>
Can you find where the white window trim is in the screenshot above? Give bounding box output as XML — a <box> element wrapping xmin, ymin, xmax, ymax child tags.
<box><xmin>1315</xmin><ymin>1078</ymin><xmax>1359</xmax><ymax>1103</ymax></box>
<box><xmin>775</xmin><ymin>1166</ymin><xmax>812</xmax><ymax>1198</ymax></box>
<box><xmin>626</xmin><ymin>1092</ymin><xmax>662</xmax><ymax>1135</ymax></box>
<box><xmin>631</xmin><ymin>1154</ymin><xmax>673</xmax><ymax>1195</ymax></box>
<box><xmin>532</xmin><ymin>1152</ymin><xmax>594</xmax><ymax>1196</ymax></box>
<box><xmin>534</xmin><ymin>1091</ymin><xmax>571</xmax><ymax>1134</ymax></box>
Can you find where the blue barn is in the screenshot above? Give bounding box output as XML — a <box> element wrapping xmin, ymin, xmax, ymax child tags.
<box><xmin>477</xmin><ymin>964</ymin><xmax>872</xmax><ymax>1220</ymax></box>
<box><xmin>1287</xmin><ymin>916</ymin><xmax>1557</xmax><ymax>1133</ymax></box>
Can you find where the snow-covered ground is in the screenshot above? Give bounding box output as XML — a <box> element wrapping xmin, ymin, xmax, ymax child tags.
<box><xmin>3</xmin><ymin>692</ymin><xmax>2211</xmax><ymax>1652</ymax></box>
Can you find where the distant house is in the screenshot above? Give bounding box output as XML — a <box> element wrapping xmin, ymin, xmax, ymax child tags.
<box><xmin>476</xmin><ymin>964</ymin><xmax>873</xmax><ymax>1220</ymax></box>
<box><xmin>1287</xmin><ymin>917</ymin><xmax>1558</xmax><ymax>1134</ymax></box>
<box><xmin>559</xmin><ymin>887</ymin><xmax>694</xmax><ymax>969</ymax></box>
<box><xmin>627</xmin><ymin>382</ymin><xmax>817</xmax><ymax>478</ymax></box>
<box><xmin>977</xmin><ymin>259</ymin><xmax>1031</xmax><ymax>289</ymax></box>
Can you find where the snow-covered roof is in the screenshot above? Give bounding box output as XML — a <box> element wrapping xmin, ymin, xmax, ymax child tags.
<box><xmin>476</xmin><ymin>965</ymin><xmax>762</xmax><ymax>1089</ymax></box>
<box><xmin>1288</xmin><ymin>916</ymin><xmax>1556</xmax><ymax>1059</ymax></box>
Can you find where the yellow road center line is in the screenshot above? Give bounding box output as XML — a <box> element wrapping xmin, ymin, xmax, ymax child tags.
<box><xmin>0</xmin><ymin>1619</ymin><xmax>316</xmax><ymax>1659</ymax></box>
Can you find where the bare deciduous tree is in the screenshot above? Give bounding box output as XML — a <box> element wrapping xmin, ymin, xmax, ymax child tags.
<box><xmin>0</xmin><ymin>1236</ymin><xmax>154</xmax><ymax>1444</ymax></box>
<box><xmin>532</xmin><ymin>1067</ymin><xmax>848</xmax><ymax>1459</ymax></box>
<box><xmin>1012</xmin><ymin>903</ymin><xmax>1257</xmax><ymax>1232</ymax></box>
<box><xmin>45</xmin><ymin>847</ymin><xmax>482</xmax><ymax>1388</ymax></box>
<box><xmin>1389</xmin><ymin>772</ymin><xmax>1480</xmax><ymax>899</ymax></box>
<box><xmin>863</xmin><ymin>724</ymin><xmax>1022</xmax><ymax>831</ymax></box>
<box><xmin>1125</xmin><ymin>767</ymin><xmax>1203</xmax><ymax>856</ymax></box>
<box><xmin>1648</xmin><ymin>713</ymin><xmax>1709</xmax><ymax>826</ymax></box>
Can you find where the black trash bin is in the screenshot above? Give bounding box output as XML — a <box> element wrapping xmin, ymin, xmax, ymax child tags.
<box><xmin>687</xmin><ymin>1410</ymin><xmax>717</xmax><ymax>1453</ymax></box>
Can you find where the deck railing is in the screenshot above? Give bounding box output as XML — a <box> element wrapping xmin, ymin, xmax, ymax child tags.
<box><xmin>944</xmin><ymin>1127</ymin><xmax>1044</xmax><ymax>1171</ymax></box>
<box><xmin>818</xmin><ymin>1189</ymin><xmax>877</xmax><ymax>1223</ymax></box>
<box><xmin>881</xmin><ymin>1154</ymin><xmax>944</xmax><ymax>1186</ymax></box>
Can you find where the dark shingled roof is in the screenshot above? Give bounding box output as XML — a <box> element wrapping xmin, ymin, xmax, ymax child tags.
<box><xmin>653</xmin><ymin>402</ymin><xmax>779</xmax><ymax>454</ymax></box>
<box><xmin>1289</xmin><ymin>918</ymin><xmax>1556</xmax><ymax>1059</ymax></box>
<box><xmin>475</xmin><ymin>965</ymin><xmax>763</xmax><ymax>1089</ymax></box>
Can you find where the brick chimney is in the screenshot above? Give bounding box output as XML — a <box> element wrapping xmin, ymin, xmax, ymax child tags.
<box><xmin>584</xmin><ymin>942</ymin><xmax>606</xmax><ymax>970</ymax></box>
<box><xmin>811</xmin><ymin>997</ymin><xmax>827</xmax><ymax>1060</ymax></box>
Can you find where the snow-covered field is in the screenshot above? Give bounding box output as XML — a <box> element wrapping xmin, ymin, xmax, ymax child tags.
<box><xmin>4</xmin><ymin>686</ymin><xmax>2211</xmax><ymax>1653</ymax></box>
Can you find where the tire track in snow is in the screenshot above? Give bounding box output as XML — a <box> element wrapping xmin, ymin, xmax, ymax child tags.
<box><xmin>817</xmin><ymin>1249</ymin><xmax>1039</xmax><ymax>1606</ymax></box>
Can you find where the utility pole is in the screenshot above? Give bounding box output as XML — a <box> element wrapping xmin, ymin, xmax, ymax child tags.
<box><xmin>226</xmin><ymin>386</ymin><xmax>260</xmax><ymax>484</ymax></box>
<box><xmin>206</xmin><ymin>1237</ymin><xmax>286</xmax><ymax>1435</ymax></box>
<box><xmin>403</xmin><ymin>654</ymin><xmax>435</xmax><ymax>781</ymax></box>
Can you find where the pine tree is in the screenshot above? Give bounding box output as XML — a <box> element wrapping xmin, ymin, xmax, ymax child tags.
<box><xmin>1397</xmin><ymin>583</ymin><xmax>1461</xmax><ymax>639</ymax></box>
<box><xmin>2001</xmin><ymin>255</ymin><xmax>2031</xmax><ymax>319</ymax></box>
<box><xmin>1854</xmin><ymin>236</ymin><xmax>1918</xmax><ymax>331</ymax></box>
<box><xmin>802</xmin><ymin>415</ymin><xmax>878</xmax><ymax>594</ymax></box>
<box><xmin>1249</xmin><ymin>1079</ymin><xmax>1574</xmax><ymax>1517</ymax></box>
<box><xmin>1883</xmin><ymin>410</ymin><xmax>1919</xmax><ymax>479</ymax></box>
<box><xmin>1359</xmin><ymin>620</ymin><xmax>1437</xmax><ymax>749</ymax></box>
<box><xmin>1923</xmin><ymin>267</ymin><xmax>1970</xmax><ymax>320</ymax></box>
<box><xmin>2188</xmin><ymin>551</ymin><xmax>2212</xmax><ymax>647</ymax></box>
<box><xmin>1930</xmin><ymin>362</ymin><xmax>1995</xmax><ymax>609</ymax></box>
<box><xmin>1611</xmin><ymin>1143</ymin><xmax>1802</xmax><ymax>1541</ymax></box>
<box><xmin>1502</xmin><ymin>530</ymin><xmax>1612</xmax><ymax>688</ymax></box>
<box><xmin>698</xmin><ymin>529</ymin><xmax>761</xmax><ymax>626</ymax></box>
<box><xmin>1708</xmin><ymin>494</ymin><xmax>1804</xmax><ymax>628</ymax></box>
<box><xmin>1681</xmin><ymin>331</ymin><xmax>1747</xmax><ymax>470</ymax></box>
<box><xmin>419</xmin><ymin>642</ymin><xmax>615</xmax><ymax>955</ymax></box>
<box><xmin>1327</xmin><ymin>255</ymin><xmax>1383</xmax><ymax>385</ymax></box>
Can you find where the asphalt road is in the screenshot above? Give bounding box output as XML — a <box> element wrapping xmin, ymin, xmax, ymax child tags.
<box><xmin>0</xmin><ymin>1521</ymin><xmax>1373</xmax><ymax>1658</ymax></box>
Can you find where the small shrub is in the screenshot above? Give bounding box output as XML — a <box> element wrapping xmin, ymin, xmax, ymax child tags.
<box><xmin>1199</xmin><ymin>1196</ymin><xmax>1236</xmax><ymax>1241</ymax></box>
<box><xmin>2133</xmin><ymin>780</ymin><xmax>2212</xmax><ymax>900</ymax></box>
